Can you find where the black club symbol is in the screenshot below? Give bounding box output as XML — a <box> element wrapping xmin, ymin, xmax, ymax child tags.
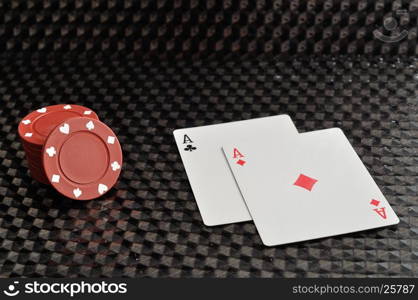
<box><xmin>184</xmin><ymin>144</ymin><xmax>197</xmax><ymax>152</ymax></box>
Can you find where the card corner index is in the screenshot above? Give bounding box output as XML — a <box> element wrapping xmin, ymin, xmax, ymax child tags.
<box><xmin>173</xmin><ymin>130</ymin><xmax>194</xmax><ymax>143</ymax></box>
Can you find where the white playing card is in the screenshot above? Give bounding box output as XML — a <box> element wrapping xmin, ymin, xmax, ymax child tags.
<box><xmin>173</xmin><ymin>115</ymin><xmax>298</xmax><ymax>226</ymax></box>
<box><xmin>223</xmin><ymin>128</ymin><xmax>399</xmax><ymax>246</ymax></box>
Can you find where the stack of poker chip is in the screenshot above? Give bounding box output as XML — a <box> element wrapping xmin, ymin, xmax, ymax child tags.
<box><xmin>18</xmin><ymin>104</ymin><xmax>123</xmax><ymax>200</ymax></box>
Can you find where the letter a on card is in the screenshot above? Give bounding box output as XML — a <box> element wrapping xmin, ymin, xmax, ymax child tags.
<box><xmin>233</xmin><ymin>148</ymin><xmax>244</xmax><ymax>159</ymax></box>
<box><xmin>183</xmin><ymin>134</ymin><xmax>193</xmax><ymax>144</ymax></box>
<box><xmin>374</xmin><ymin>207</ymin><xmax>387</xmax><ymax>219</ymax></box>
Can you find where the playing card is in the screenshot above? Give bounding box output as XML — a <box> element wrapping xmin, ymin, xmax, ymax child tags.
<box><xmin>173</xmin><ymin>115</ymin><xmax>298</xmax><ymax>226</ymax></box>
<box><xmin>223</xmin><ymin>128</ymin><xmax>399</xmax><ymax>246</ymax></box>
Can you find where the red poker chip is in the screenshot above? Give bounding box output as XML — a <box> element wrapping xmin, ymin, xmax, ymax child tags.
<box><xmin>18</xmin><ymin>104</ymin><xmax>99</xmax><ymax>146</ymax></box>
<box><xmin>42</xmin><ymin>117</ymin><xmax>123</xmax><ymax>200</ymax></box>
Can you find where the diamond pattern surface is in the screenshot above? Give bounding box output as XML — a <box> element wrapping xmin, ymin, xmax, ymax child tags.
<box><xmin>0</xmin><ymin>55</ymin><xmax>417</xmax><ymax>277</ymax></box>
<box><xmin>0</xmin><ymin>0</ymin><xmax>417</xmax><ymax>279</ymax></box>
<box><xmin>0</xmin><ymin>0</ymin><xmax>417</xmax><ymax>58</ymax></box>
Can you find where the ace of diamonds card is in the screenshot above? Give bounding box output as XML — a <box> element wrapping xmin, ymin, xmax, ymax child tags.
<box><xmin>223</xmin><ymin>128</ymin><xmax>399</xmax><ymax>246</ymax></box>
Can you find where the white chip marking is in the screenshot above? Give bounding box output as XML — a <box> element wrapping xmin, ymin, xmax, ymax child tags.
<box><xmin>51</xmin><ymin>174</ymin><xmax>60</xmax><ymax>183</ymax></box>
<box><xmin>24</xmin><ymin>133</ymin><xmax>33</xmax><ymax>137</ymax></box>
<box><xmin>86</xmin><ymin>121</ymin><xmax>95</xmax><ymax>131</ymax></box>
<box><xmin>83</xmin><ymin>110</ymin><xmax>92</xmax><ymax>115</ymax></box>
<box><xmin>98</xmin><ymin>184</ymin><xmax>108</xmax><ymax>195</ymax></box>
<box><xmin>73</xmin><ymin>188</ymin><xmax>82</xmax><ymax>198</ymax></box>
<box><xmin>22</xmin><ymin>119</ymin><xmax>31</xmax><ymax>125</ymax></box>
<box><xmin>111</xmin><ymin>161</ymin><xmax>121</xmax><ymax>171</ymax></box>
<box><xmin>59</xmin><ymin>123</ymin><xmax>70</xmax><ymax>135</ymax></box>
<box><xmin>46</xmin><ymin>146</ymin><xmax>57</xmax><ymax>157</ymax></box>
<box><xmin>107</xmin><ymin>136</ymin><xmax>115</xmax><ymax>144</ymax></box>
<box><xmin>37</xmin><ymin>107</ymin><xmax>47</xmax><ymax>113</ymax></box>
<box><xmin>63</xmin><ymin>105</ymin><xmax>72</xmax><ymax>110</ymax></box>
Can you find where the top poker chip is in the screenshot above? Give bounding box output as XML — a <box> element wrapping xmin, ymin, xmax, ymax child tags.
<box><xmin>18</xmin><ymin>104</ymin><xmax>99</xmax><ymax>146</ymax></box>
<box><xmin>42</xmin><ymin>117</ymin><xmax>123</xmax><ymax>200</ymax></box>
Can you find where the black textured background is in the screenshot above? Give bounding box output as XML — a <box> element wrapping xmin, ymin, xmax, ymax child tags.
<box><xmin>0</xmin><ymin>0</ymin><xmax>417</xmax><ymax>58</ymax></box>
<box><xmin>0</xmin><ymin>0</ymin><xmax>417</xmax><ymax>278</ymax></box>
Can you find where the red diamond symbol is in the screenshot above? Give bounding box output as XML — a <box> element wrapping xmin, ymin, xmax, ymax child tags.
<box><xmin>370</xmin><ymin>199</ymin><xmax>380</xmax><ymax>206</ymax></box>
<box><xmin>293</xmin><ymin>174</ymin><xmax>318</xmax><ymax>191</ymax></box>
<box><xmin>236</xmin><ymin>159</ymin><xmax>246</xmax><ymax>166</ymax></box>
